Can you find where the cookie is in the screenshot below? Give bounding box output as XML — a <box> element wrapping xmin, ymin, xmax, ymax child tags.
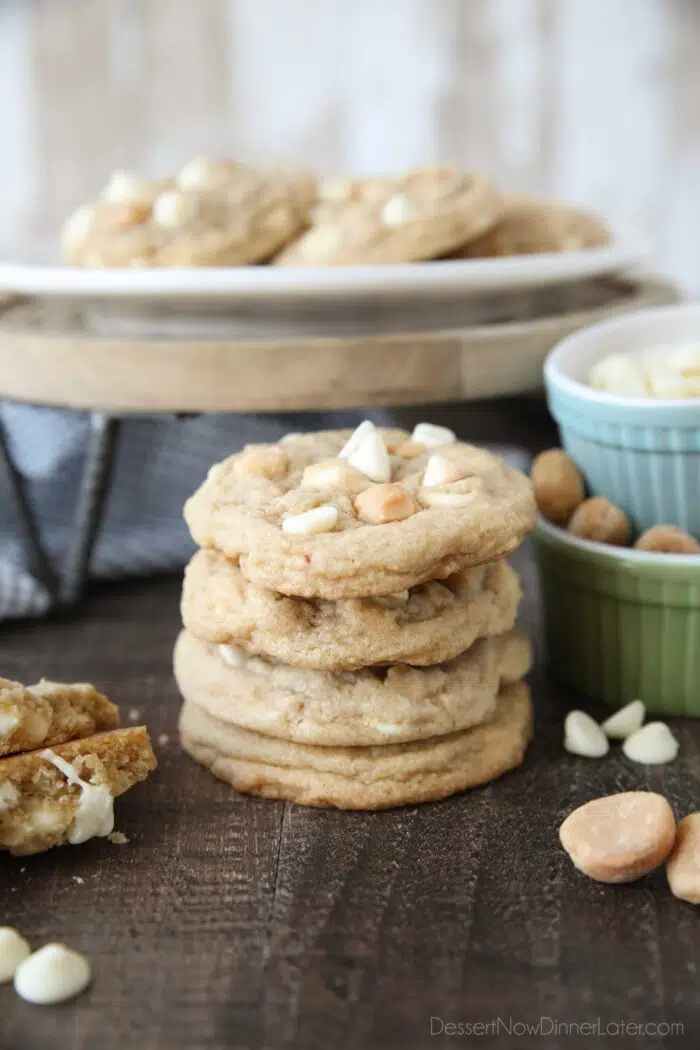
<box><xmin>179</xmin><ymin>680</ymin><xmax>532</xmax><ymax>810</ymax></box>
<box><xmin>274</xmin><ymin>167</ymin><xmax>500</xmax><ymax>266</ymax></box>
<box><xmin>174</xmin><ymin>626</ymin><xmax>531</xmax><ymax>746</ymax></box>
<box><xmin>0</xmin><ymin>727</ymin><xmax>156</xmax><ymax>856</ymax></box>
<box><xmin>184</xmin><ymin>424</ymin><xmax>536</xmax><ymax>598</ymax></box>
<box><xmin>61</xmin><ymin>158</ymin><xmax>316</xmax><ymax>268</ymax></box>
<box><xmin>182</xmin><ymin>549</ymin><xmax>521</xmax><ymax>670</ymax></box>
<box><xmin>455</xmin><ymin>194</ymin><xmax>610</xmax><ymax>258</ymax></box>
<box><xmin>0</xmin><ymin>678</ymin><xmax>119</xmax><ymax>757</ymax></box>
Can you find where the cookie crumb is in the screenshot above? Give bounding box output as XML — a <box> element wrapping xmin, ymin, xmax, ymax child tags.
<box><xmin>128</xmin><ymin>708</ymin><xmax>141</xmax><ymax>722</ymax></box>
<box><xmin>107</xmin><ymin>832</ymin><xmax>129</xmax><ymax>845</ymax></box>
<box><xmin>157</xmin><ymin>733</ymin><xmax>170</xmax><ymax>746</ymax></box>
<box><xmin>73</xmin><ymin>876</ymin><xmax>84</xmax><ymax>885</ymax></box>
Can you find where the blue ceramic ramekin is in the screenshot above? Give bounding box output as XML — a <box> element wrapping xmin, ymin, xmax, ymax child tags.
<box><xmin>544</xmin><ymin>304</ymin><xmax>700</xmax><ymax>536</ymax></box>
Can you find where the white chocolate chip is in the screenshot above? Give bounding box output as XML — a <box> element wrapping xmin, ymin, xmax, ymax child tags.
<box><xmin>419</xmin><ymin>488</ymin><xmax>477</xmax><ymax>508</ymax></box>
<box><xmin>564</xmin><ymin>710</ymin><xmax>609</xmax><ymax>758</ymax></box>
<box><xmin>43</xmin><ymin>750</ymin><xmax>114</xmax><ymax>844</ymax></box>
<box><xmin>589</xmin><ymin>353</ymin><xmax>649</xmax><ymax>397</ymax></box>
<box><xmin>152</xmin><ymin>189</ymin><xmax>196</xmax><ymax>227</ymax></box>
<box><xmin>102</xmin><ymin>170</ymin><xmax>152</xmax><ymax>204</ymax></box>
<box><xmin>622</xmin><ymin>722</ymin><xmax>679</xmax><ymax>764</ymax></box>
<box><xmin>380</xmin><ymin>195</ymin><xmax>416</xmax><ymax>226</ymax></box>
<box><xmin>30</xmin><ymin>801</ymin><xmax>66</xmax><ymax>834</ymax></box>
<box><xmin>421</xmin><ymin>454</ymin><xmax>466</xmax><ymax>488</ymax></box>
<box><xmin>0</xmin><ymin>782</ymin><xmax>20</xmax><ymax>811</ymax></box>
<box><xmin>320</xmin><ymin>178</ymin><xmax>355</xmax><ymax>203</ymax></box>
<box><xmin>219</xmin><ymin>644</ymin><xmax>246</xmax><ymax>669</ymax></box>
<box><xmin>411</xmin><ymin>423</ymin><xmax>457</xmax><ymax>447</ymax></box>
<box><xmin>61</xmin><ymin>204</ymin><xmax>96</xmax><ymax>247</ymax></box>
<box><xmin>0</xmin><ymin>928</ymin><xmax>31</xmax><ymax>983</ymax></box>
<box><xmin>14</xmin><ymin>943</ymin><xmax>91</xmax><ymax>1005</ymax></box>
<box><xmin>339</xmin><ymin>420</ymin><xmax>376</xmax><ymax>459</ymax></box>
<box><xmin>282</xmin><ymin>504</ymin><xmax>338</xmax><ymax>536</ymax></box>
<box><xmin>601</xmin><ymin>700</ymin><xmax>645</xmax><ymax>740</ymax></box>
<box><xmin>0</xmin><ymin>711</ymin><xmax>20</xmax><ymax>737</ymax></box>
<box><xmin>589</xmin><ymin>345</ymin><xmax>700</xmax><ymax>400</ymax></box>
<box><xmin>375</xmin><ymin>723</ymin><xmax>402</xmax><ymax>736</ymax></box>
<box><xmin>176</xmin><ymin>156</ymin><xmax>226</xmax><ymax>190</ymax></box>
<box><xmin>348</xmin><ymin>430</ymin><xmax>391</xmax><ymax>483</ymax></box>
<box><xmin>302</xmin><ymin>460</ymin><xmax>354</xmax><ymax>489</ymax></box>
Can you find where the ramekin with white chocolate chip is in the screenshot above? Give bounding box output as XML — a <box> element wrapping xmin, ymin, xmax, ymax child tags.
<box><xmin>545</xmin><ymin>303</ymin><xmax>700</xmax><ymax>539</ymax></box>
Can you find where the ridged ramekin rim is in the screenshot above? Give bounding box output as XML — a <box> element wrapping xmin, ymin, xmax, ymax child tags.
<box><xmin>534</xmin><ymin>515</ymin><xmax>700</xmax><ymax>572</ymax></box>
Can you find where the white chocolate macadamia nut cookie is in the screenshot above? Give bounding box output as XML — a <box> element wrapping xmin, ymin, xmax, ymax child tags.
<box><xmin>455</xmin><ymin>194</ymin><xmax>610</xmax><ymax>258</ymax></box>
<box><xmin>274</xmin><ymin>168</ymin><xmax>501</xmax><ymax>266</ymax></box>
<box><xmin>184</xmin><ymin>423</ymin><xmax>536</xmax><ymax>598</ymax></box>
<box><xmin>178</xmin><ymin>680</ymin><xmax>533</xmax><ymax>810</ymax></box>
<box><xmin>181</xmin><ymin>549</ymin><xmax>522</xmax><ymax>670</ymax></box>
<box><xmin>62</xmin><ymin>159</ymin><xmax>317</xmax><ymax>267</ymax></box>
<box><xmin>174</xmin><ymin>626</ymin><xmax>532</xmax><ymax>746</ymax></box>
<box><xmin>0</xmin><ymin>727</ymin><xmax>156</xmax><ymax>856</ymax></box>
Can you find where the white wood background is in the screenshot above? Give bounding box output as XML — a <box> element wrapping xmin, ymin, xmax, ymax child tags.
<box><xmin>2</xmin><ymin>0</ymin><xmax>700</xmax><ymax>292</ymax></box>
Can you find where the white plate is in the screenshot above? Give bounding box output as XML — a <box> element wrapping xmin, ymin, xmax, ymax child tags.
<box><xmin>0</xmin><ymin>222</ymin><xmax>646</xmax><ymax>305</ymax></box>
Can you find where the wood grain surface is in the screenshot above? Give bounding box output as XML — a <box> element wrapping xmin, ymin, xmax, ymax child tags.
<box><xmin>0</xmin><ymin>277</ymin><xmax>678</xmax><ymax>412</ymax></box>
<box><xmin>3</xmin><ymin>561</ymin><xmax>700</xmax><ymax>1050</ymax></box>
<box><xmin>1</xmin><ymin>405</ymin><xmax>699</xmax><ymax>1050</ymax></box>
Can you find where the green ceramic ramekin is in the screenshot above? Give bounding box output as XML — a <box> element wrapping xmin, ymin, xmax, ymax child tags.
<box><xmin>533</xmin><ymin>517</ymin><xmax>700</xmax><ymax>716</ymax></box>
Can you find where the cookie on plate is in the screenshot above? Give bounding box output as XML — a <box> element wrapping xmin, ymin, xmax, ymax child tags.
<box><xmin>274</xmin><ymin>167</ymin><xmax>501</xmax><ymax>265</ymax></box>
<box><xmin>179</xmin><ymin>680</ymin><xmax>532</xmax><ymax>809</ymax></box>
<box><xmin>0</xmin><ymin>726</ymin><xmax>156</xmax><ymax>855</ymax></box>
<box><xmin>62</xmin><ymin>158</ymin><xmax>317</xmax><ymax>267</ymax></box>
<box><xmin>184</xmin><ymin>423</ymin><xmax>536</xmax><ymax>599</ymax></box>
<box><xmin>174</xmin><ymin>626</ymin><xmax>531</xmax><ymax>746</ymax></box>
<box><xmin>182</xmin><ymin>549</ymin><xmax>521</xmax><ymax>670</ymax></box>
<box><xmin>0</xmin><ymin>678</ymin><xmax>119</xmax><ymax>757</ymax></box>
<box><xmin>455</xmin><ymin>194</ymin><xmax>610</xmax><ymax>258</ymax></box>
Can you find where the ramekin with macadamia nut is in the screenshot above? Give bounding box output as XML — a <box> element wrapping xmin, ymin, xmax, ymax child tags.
<box><xmin>530</xmin><ymin>441</ymin><xmax>700</xmax><ymax>716</ymax></box>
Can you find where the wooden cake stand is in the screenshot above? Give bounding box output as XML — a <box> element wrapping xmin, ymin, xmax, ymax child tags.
<box><xmin>0</xmin><ymin>274</ymin><xmax>679</xmax><ymax>610</ymax></box>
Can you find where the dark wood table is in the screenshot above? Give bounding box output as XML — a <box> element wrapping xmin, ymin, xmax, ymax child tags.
<box><xmin>2</xmin><ymin>401</ymin><xmax>699</xmax><ymax>1050</ymax></box>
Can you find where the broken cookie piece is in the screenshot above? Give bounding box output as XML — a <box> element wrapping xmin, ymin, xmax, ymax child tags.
<box><xmin>0</xmin><ymin>726</ymin><xmax>156</xmax><ymax>856</ymax></box>
<box><xmin>0</xmin><ymin>678</ymin><xmax>119</xmax><ymax>758</ymax></box>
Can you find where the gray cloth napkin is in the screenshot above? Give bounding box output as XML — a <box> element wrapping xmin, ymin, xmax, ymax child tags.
<box><xmin>0</xmin><ymin>404</ymin><xmax>529</xmax><ymax>620</ymax></box>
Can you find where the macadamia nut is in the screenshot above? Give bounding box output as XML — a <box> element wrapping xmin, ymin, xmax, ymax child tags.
<box><xmin>568</xmin><ymin>496</ymin><xmax>631</xmax><ymax>546</ymax></box>
<box><xmin>634</xmin><ymin>525</ymin><xmax>700</xmax><ymax>554</ymax></box>
<box><xmin>531</xmin><ymin>449</ymin><xmax>585</xmax><ymax>524</ymax></box>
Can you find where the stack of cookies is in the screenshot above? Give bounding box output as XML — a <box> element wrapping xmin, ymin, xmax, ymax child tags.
<box><xmin>175</xmin><ymin>422</ymin><xmax>537</xmax><ymax>810</ymax></box>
